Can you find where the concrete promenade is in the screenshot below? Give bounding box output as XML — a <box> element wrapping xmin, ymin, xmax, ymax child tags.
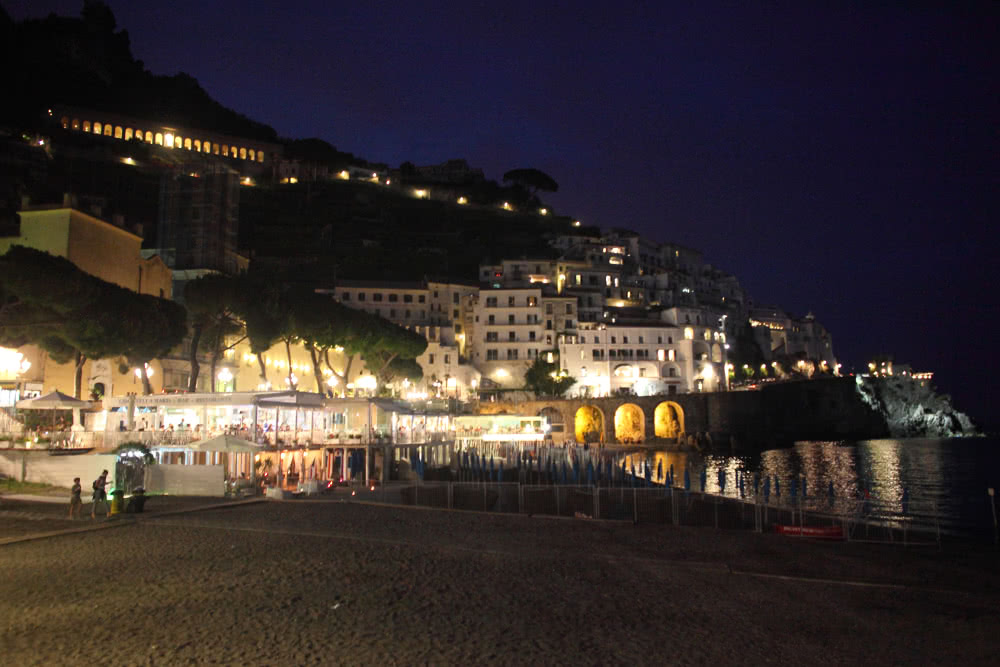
<box><xmin>0</xmin><ymin>496</ymin><xmax>998</xmax><ymax>665</ymax></box>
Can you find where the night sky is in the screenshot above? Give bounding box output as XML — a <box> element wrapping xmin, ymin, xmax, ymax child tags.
<box><xmin>7</xmin><ymin>1</ymin><xmax>998</xmax><ymax>427</ymax></box>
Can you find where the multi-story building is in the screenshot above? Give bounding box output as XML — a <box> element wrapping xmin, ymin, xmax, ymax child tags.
<box><xmin>469</xmin><ymin>286</ymin><xmax>578</xmax><ymax>388</ymax></box>
<box><xmin>749</xmin><ymin>307</ymin><xmax>837</xmax><ymax>365</ymax></box>
<box><xmin>325</xmin><ymin>280</ymin><xmax>481</xmax><ymax>399</ymax></box>
<box><xmin>558</xmin><ymin>321</ymin><xmax>726</xmax><ymax>397</ymax></box>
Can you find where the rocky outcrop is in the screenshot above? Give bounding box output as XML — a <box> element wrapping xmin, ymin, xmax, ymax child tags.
<box><xmin>854</xmin><ymin>376</ymin><xmax>978</xmax><ymax>438</ymax></box>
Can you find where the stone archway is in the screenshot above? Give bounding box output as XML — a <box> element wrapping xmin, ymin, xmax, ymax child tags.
<box><xmin>614</xmin><ymin>403</ymin><xmax>645</xmax><ymax>443</ymax></box>
<box><xmin>654</xmin><ymin>401</ymin><xmax>685</xmax><ymax>439</ymax></box>
<box><xmin>539</xmin><ymin>406</ymin><xmax>565</xmax><ymax>434</ymax></box>
<box><xmin>575</xmin><ymin>405</ymin><xmax>604</xmax><ymax>443</ymax></box>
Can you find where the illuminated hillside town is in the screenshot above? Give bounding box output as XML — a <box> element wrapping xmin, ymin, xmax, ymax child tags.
<box><xmin>1</xmin><ymin>6</ymin><xmax>996</xmax><ymax>667</ymax></box>
<box><xmin>0</xmin><ymin>2</ymin><xmax>978</xmax><ymax>509</ymax></box>
<box><xmin>4</xmin><ymin>97</ymin><xmax>966</xmax><ymax>459</ymax></box>
<box><xmin>2</xmin><ymin>107</ymin><xmax>841</xmax><ymax>397</ymax></box>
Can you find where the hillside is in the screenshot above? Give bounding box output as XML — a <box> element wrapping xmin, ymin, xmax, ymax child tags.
<box><xmin>241</xmin><ymin>180</ymin><xmax>574</xmax><ymax>284</ymax></box>
<box><xmin>0</xmin><ymin>3</ymin><xmax>276</xmax><ymax>141</ymax></box>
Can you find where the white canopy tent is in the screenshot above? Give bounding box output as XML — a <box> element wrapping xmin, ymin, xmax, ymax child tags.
<box><xmin>16</xmin><ymin>390</ymin><xmax>92</xmax><ymax>430</ymax></box>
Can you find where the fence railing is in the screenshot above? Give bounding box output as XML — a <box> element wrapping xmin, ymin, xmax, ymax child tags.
<box><xmin>344</xmin><ymin>482</ymin><xmax>944</xmax><ymax>545</ymax></box>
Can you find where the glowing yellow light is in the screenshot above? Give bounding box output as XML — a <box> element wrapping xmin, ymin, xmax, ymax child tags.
<box><xmin>289</xmin><ymin>177</ymin><xmax>298</xmax><ymax>184</ymax></box>
<box><xmin>326</xmin><ymin>376</ymin><xmax>339</xmax><ymax>387</ymax></box>
<box><xmin>495</xmin><ymin>368</ymin><xmax>509</xmax><ymax>379</ymax></box>
<box><xmin>217</xmin><ymin>368</ymin><xmax>233</xmax><ymax>382</ymax></box>
<box><xmin>357</xmin><ymin>375</ymin><xmax>377</xmax><ymax>390</ymax></box>
<box><xmin>0</xmin><ymin>347</ymin><xmax>32</xmax><ymax>377</ymax></box>
<box><xmin>338</xmin><ymin>170</ymin><xmax>350</xmax><ymax>180</ymax></box>
<box><xmin>539</xmin><ymin>208</ymin><xmax>548</xmax><ymax>215</ymax></box>
<box><xmin>122</xmin><ymin>157</ymin><xmax>135</xmax><ymax>166</ymax></box>
<box><xmin>457</xmin><ymin>196</ymin><xmax>468</xmax><ymax>204</ymax></box>
<box><xmin>502</xmin><ymin>202</ymin><xmax>512</xmax><ymax>210</ymax></box>
<box><xmin>573</xmin><ymin>220</ymin><xmax>581</xmax><ymax>227</ymax></box>
<box><xmin>163</xmin><ymin>133</ymin><xmax>174</xmax><ymax>148</ymax></box>
<box><xmin>133</xmin><ymin>364</ymin><xmax>155</xmax><ymax>378</ymax></box>
<box><xmin>414</xmin><ymin>189</ymin><xmax>429</xmax><ymax>199</ymax></box>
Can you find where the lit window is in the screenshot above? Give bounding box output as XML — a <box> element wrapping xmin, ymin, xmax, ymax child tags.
<box><xmin>668</xmin><ymin>350</ymin><xmax>676</xmax><ymax>361</ymax></box>
<box><xmin>249</xmin><ymin>149</ymin><xmax>256</xmax><ymax>161</ymax></box>
<box><xmin>222</xmin><ymin>145</ymin><xmax>229</xmax><ymax>157</ymax></box>
<box><xmin>124</xmin><ymin>128</ymin><xmax>133</xmax><ymax>140</ymax></box>
<box><xmin>144</xmin><ymin>131</ymin><xmax>153</xmax><ymax>143</ymax></box>
<box><xmin>93</xmin><ymin>122</ymin><xmax>102</xmax><ymax>134</ymax></box>
<box><xmin>657</xmin><ymin>349</ymin><xmax>665</xmax><ymax>361</ymax></box>
<box><xmin>71</xmin><ymin>118</ymin><xmax>80</xmax><ymax>130</ymax></box>
<box><xmin>83</xmin><ymin>121</ymin><xmax>91</xmax><ymax>132</ymax></box>
<box><xmin>104</xmin><ymin>124</ymin><xmax>112</xmax><ymax>137</ymax></box>
<box><xmin>155</xmin><ymin>133</ymin><xmax>163</xmax><ymax>146</ymax></box>
<box><xmin>684</xmin><ymin>328</ymin><xmax>693</xmax><ymax>340</ymax></box>
<box><xmin>194</xmin><ymin>139</ymin><xmax>201</xmax><ymax>152</ymax></box>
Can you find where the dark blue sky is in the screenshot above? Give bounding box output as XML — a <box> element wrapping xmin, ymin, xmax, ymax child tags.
<box><xmin>8</xmin><ymin>1</ymin><xmax>998</xmax><ymax>426</ymax></box>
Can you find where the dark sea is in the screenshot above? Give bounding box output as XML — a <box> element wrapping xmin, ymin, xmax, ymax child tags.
<box><xmin>604</xmin><ymin>437</ymin><xmax>1000</xmax><ymax>537</ymax></box>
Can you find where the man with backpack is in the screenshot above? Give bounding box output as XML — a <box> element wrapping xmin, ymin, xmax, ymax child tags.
<box><xmin>91</xmin><ymin>470</ymin><xmax>110</xmax><ymax>519</ymax></box>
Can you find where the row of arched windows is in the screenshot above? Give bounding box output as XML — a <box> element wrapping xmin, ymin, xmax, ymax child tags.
<box><xmin>61</xmin><ymin>117</ymin><xmax>267</xmax><ymax>163</ymax></box>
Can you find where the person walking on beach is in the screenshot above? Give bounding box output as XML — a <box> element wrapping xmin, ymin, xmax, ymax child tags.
<box><xmin>68</xmin><ymin>477</ymin><xmax>82</xmax><ymax>519</ymax></box>
<box><xmin>91</xmin><ymin>470</ymin><xmax>110</xmax><ymax>519</ymax></box>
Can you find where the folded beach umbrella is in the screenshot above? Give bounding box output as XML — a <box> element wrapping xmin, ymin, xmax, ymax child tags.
<box><xmin>753</xmin><ymin>472</ymin><xmax>760</xmax><ymax>496</ymax></box>
<box><xmin>572</xmin><ymin>459</ymin><xmax>579</xmax><ymax>484</ymax></box>
<box><xmin>718</xmin><ymin>469</ymin><xmax>726</xmax><ymax>493</ymax></box>
<box><xmin>801</xmin><ymin>477</ymin><xmax>807</xmax><ymax>499</ymax></box>
<box><xmin>684</xmin><ymin>468</ymin><xmax>690</xmax><ymax>492</ymax></box>
<box><xmin>644</xmin><ymin>461</ymin><xmax>652</xmax><ymax>487</ymax></box>
<box><xmin>699</xmin><ymin>468</ymin><xmax>707</xmax><ymax>492</ymax></box>
<box><xmin>738</xmin><ymin>472</ymin><xmax>745</xmax><ymax>498</ymax></box>
<box><xmin>560</xmin><ymin>459</ymin><xmax>568</xmax><ymax>485</ymax></box>
<box><xmin>764</xmin><ymin>476</ymin><xmax>771</xmax><ymax>503</ymax></box>
<box><xmin>586</xmin><ymin>460</ymin><xmax>593</xmax><ymax>486</ymax></box>
<box><xmin>499</xmin><ymin>461</ymin><xmax>504</xmax><ymax>483</ymax></box>
<box><xmin>490</xmin><ymin>457</ymin><xmax>495</xmax><ymax>482</ymax></box>
<box><xmin>657</xmin><ymin>460</ymin><xmax>663</xmax><ymax>483</ymax></box>
<box><xmin>790</xmin><ymin>477</ymin><xmax>797</xmax><ymax>499</ymax></box>
<box><xmin>775</xmin><ymin>476</ymin><xmax>781</xmax><ymax>497</ymax></box>
<box><xmin>827</xmin><ymin>481</ymin><xmax>835</xmax><ymax>507</ymax></box>
<box><xmin>670</xmin><ymin>464</ymin><xmax>675</xmax><ymax>485</ymax></box>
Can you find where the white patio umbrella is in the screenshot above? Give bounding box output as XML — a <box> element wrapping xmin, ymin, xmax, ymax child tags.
<box><xmin>188</xmin><ymin>434</ymin><xmax>266</xmax><ymax>481</ymax></box>
<box><xmin>16</xmin><ymin>391</ymin><xmax>92</xmax><ymax>430</ymax></box>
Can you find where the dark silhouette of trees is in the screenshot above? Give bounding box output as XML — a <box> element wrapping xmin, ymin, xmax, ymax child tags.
<box><xmin>502</xmin><ymin>168</ymin><xmax>559</xmax><ymax>195</ymax></box>
<box><xmin>0</xmin><ymin>246</ymin><xmax>187</xmax><ymax>396</ymax></box>
<box><xmin>523</xmin><ymin>353</ymin><xmax>576</xmax><ymax>397</ymax></box>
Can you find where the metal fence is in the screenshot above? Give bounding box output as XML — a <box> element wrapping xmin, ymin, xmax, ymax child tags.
<box><xmin>345</xmin><ymin>482</ymin><xmax>944</xmax><ymax>545</ymax></box>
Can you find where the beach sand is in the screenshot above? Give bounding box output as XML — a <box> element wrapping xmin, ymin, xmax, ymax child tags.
<box><xmin>0</xmin><ymin>498</ymin><xmax>997</xmax><ymax>665</ymax></box>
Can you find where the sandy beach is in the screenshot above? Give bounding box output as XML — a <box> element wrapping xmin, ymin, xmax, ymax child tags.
<box><xmin>1</xmin><ymin>496</ymin><xmax>998</xmax><ymax>665</ymax></box>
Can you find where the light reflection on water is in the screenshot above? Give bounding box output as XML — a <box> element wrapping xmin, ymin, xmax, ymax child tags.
<box><xmin>461</xmin><ymin>437</ymin><xmax>1000</xmax><ymax>534</ymax></box>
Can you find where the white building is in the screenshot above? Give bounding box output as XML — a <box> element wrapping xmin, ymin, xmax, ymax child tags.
<box><xmin>323</xmin><ymin>280</ymin><xmax>481</xmax><ymax>399</ymax></box>
<box><xmin>558</xmin><ymin>322</ymin><xmax>727</xmax><ymax>397</ymax></box>
<box><xmin>469</xmin><ymin>286</ymin><xmax>577</xmax><ymax>388</ymax></box>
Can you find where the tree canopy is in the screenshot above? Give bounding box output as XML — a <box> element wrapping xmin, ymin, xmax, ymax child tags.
<box><xmin>502</xmin><ymin>168</ymin><xmax>559</xmax><ymax>194</ymax></box>
<box><xmin>523</xmin><ymin>353</ymin><xmax>576</xmax><ymax>397</ymax></box>
<box><xmin>0</xmin><ymin>245</ymin><xmax>187</xmax><ymax>396</ymax></box>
